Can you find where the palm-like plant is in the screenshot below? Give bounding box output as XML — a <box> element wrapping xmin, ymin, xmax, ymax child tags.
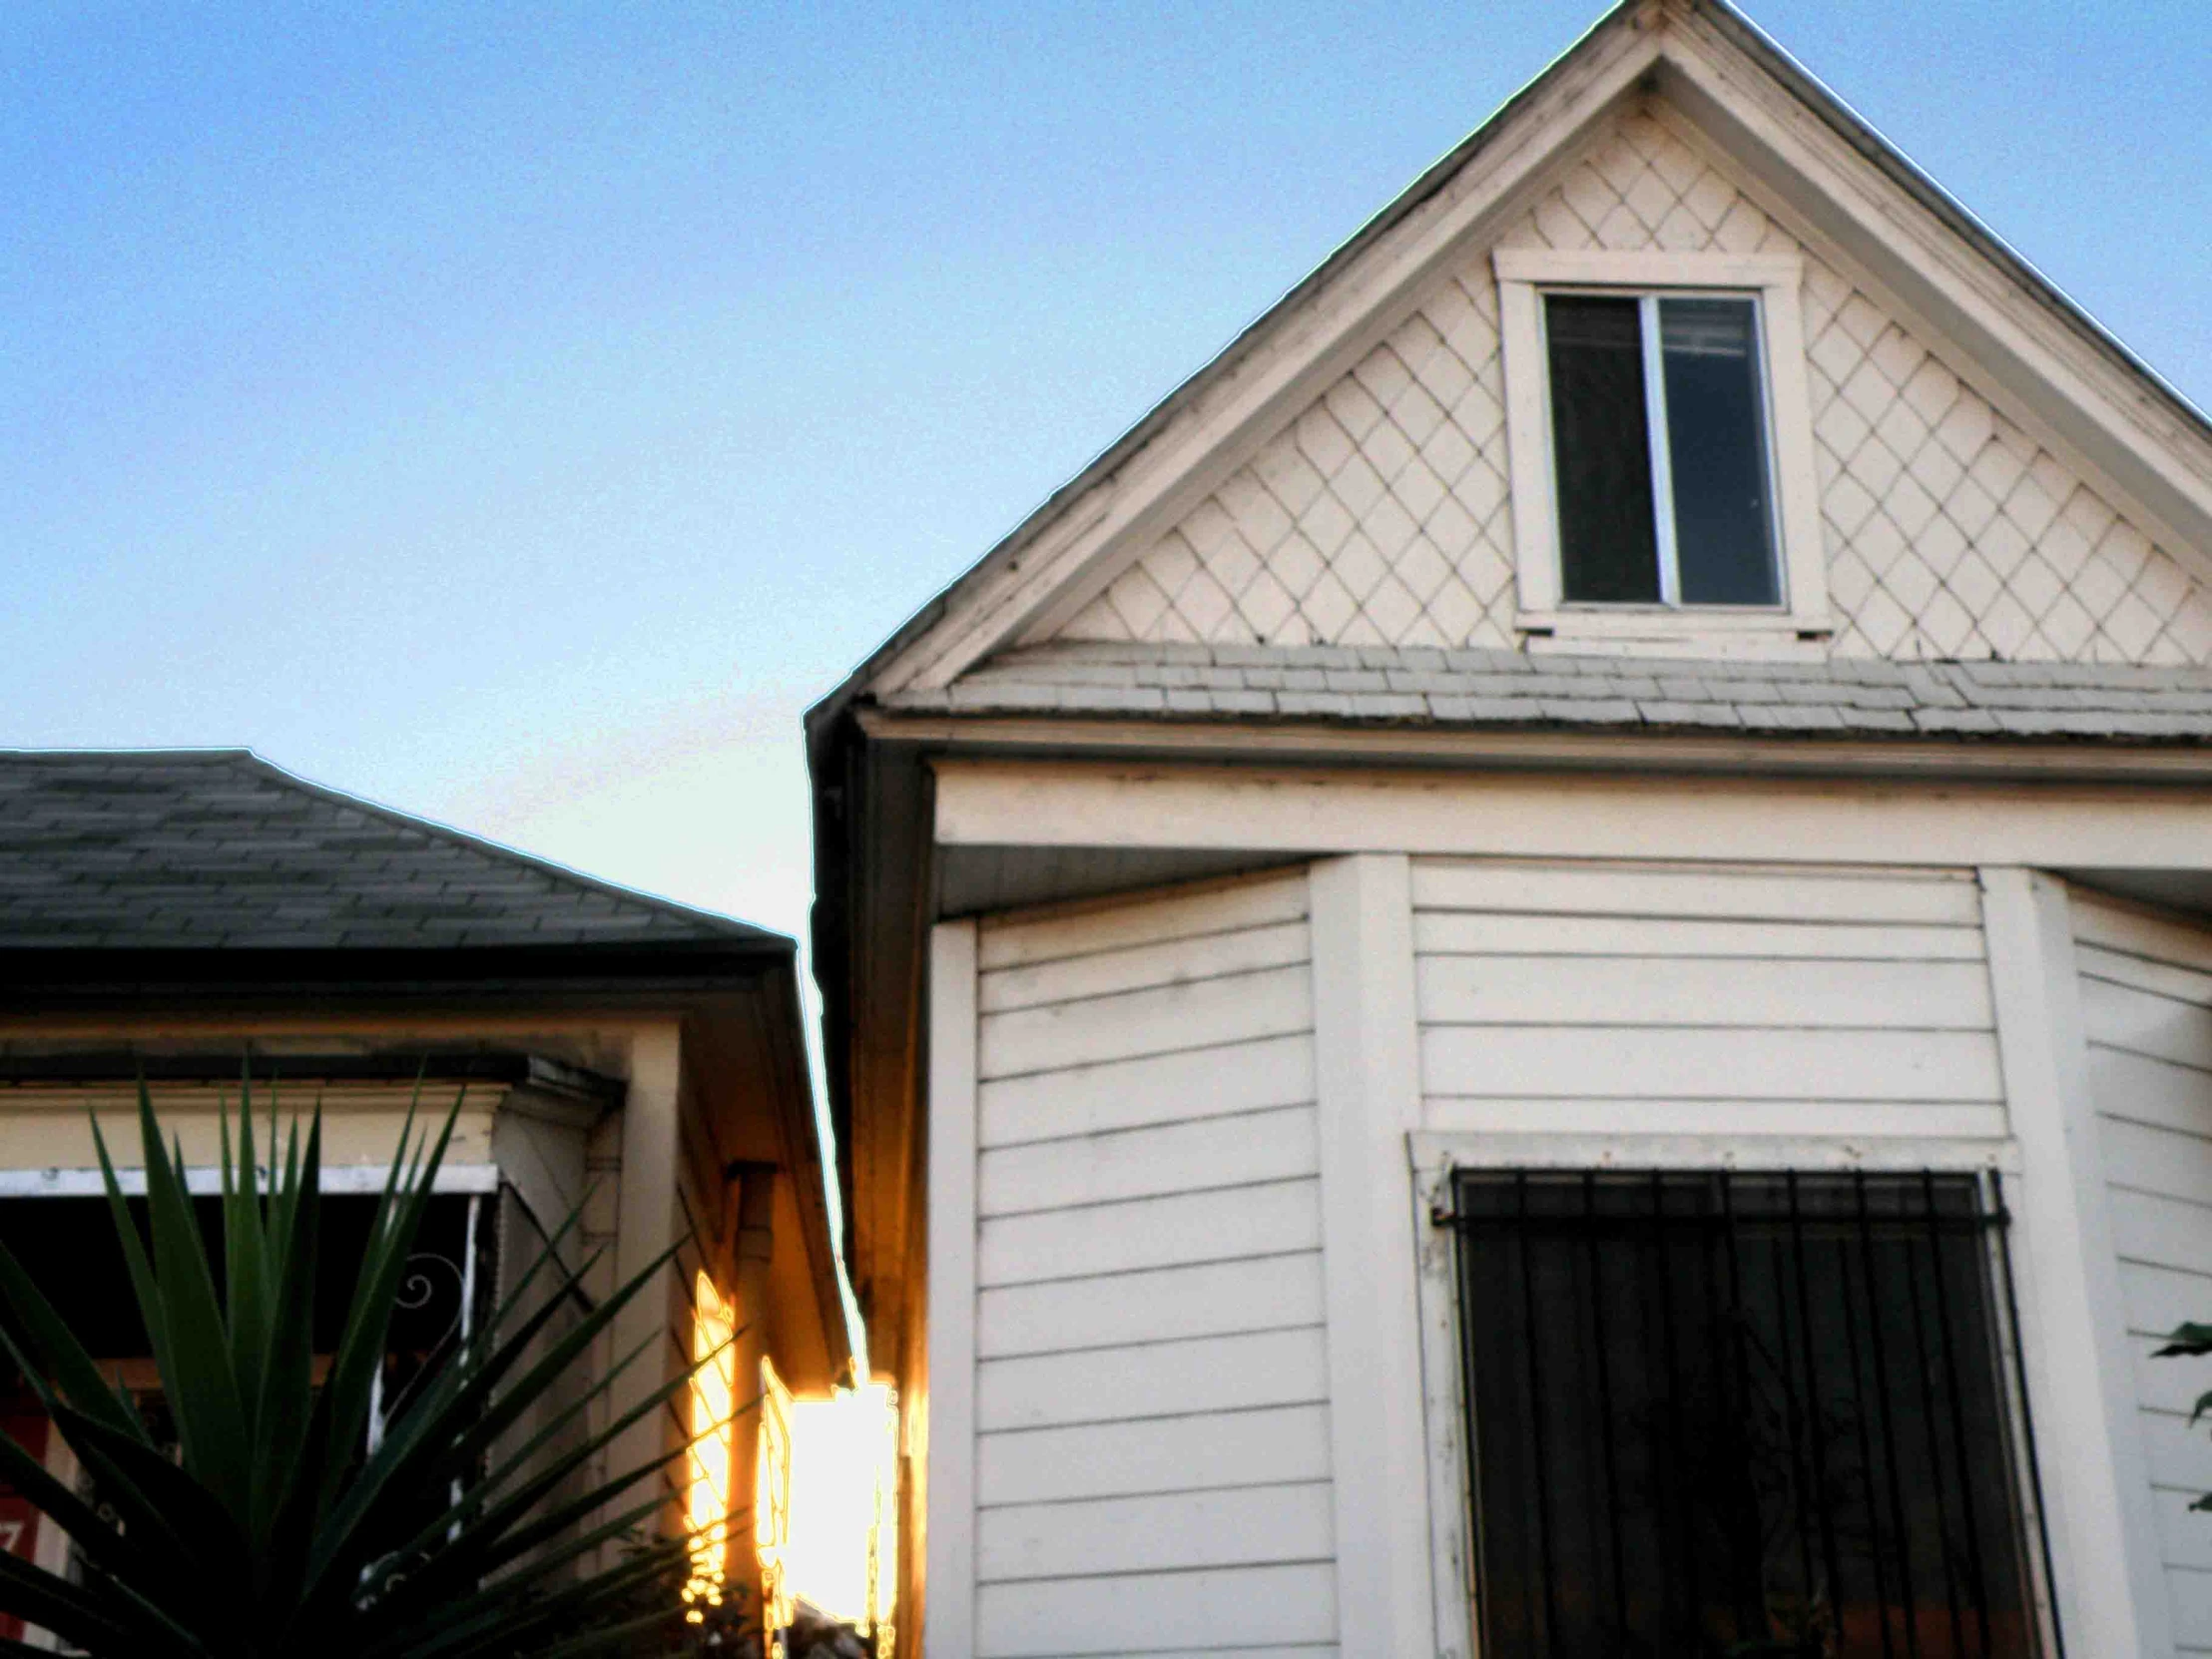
<box><xmin>0</xmin><ymin>1081</ymin><xmax>745</xmax><ymax>1658</ymax></box>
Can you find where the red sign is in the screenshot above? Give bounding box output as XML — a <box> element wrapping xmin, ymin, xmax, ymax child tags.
<box><xmin>0</xmin><ymin>1413</ymin><xmax>48</xmax><ymax>1642</ymax></box>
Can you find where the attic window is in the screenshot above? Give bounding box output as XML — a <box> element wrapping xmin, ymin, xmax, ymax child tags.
<box><xmin>1548</xmin><ymin>292</ymin><xmax>1778</xmax><ymax>607</ymax></box>
<box><xmin>1496</xmin><ymin>250</ymin><xmax>1830</xmax><ymax>653</ymax></box>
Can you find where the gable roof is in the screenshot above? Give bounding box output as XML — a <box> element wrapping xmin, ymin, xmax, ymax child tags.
<box><xmin>0</xmin><ymin>749</ymin><xmax>782</xmax><ymax>955</ymax></box>
<box><xmin>808</xmin><ymin>0</ymin><xmax>2212</xmax><ymax>747</ymax></box>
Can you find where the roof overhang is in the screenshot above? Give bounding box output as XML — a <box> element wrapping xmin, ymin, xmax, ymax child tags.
<box><xmin>0</xmin><ymin>939</ymin><xmax>852</xmax><ymax>1385</ymax></box>
<box><xmin>861</xmin><ymin>708</ymin><xmax>2212</xmax><ymax>789</ymax></box>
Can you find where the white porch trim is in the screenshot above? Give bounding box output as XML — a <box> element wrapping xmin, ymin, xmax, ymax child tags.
<box><xmin>1979</xmin><ymin>866</ymin><xmax>2172</xmax><ymax>1658</ymax></box>
<box><xmin>1309</xmin><ymin>854</ymin><xmax>1434</xmax><ymax>1656</ymax></box>
<box><xmin>923</xmin><ymin>919</ymin><xmax>981</xmax><ymax>1659</ymax></box>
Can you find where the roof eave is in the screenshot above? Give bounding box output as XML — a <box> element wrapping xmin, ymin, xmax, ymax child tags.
<box><xmin>857</xmin><ymin>705</ymin><xmax>2212</xmax><ymax>789</ymax></box>
<box><xmin>0</xmin><ymin>937</ymin><xmax>797</xmax><ymax>1014</ymax></box>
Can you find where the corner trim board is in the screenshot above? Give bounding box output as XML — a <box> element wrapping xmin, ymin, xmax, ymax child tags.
<box><xmin>1977</xmin><ymin>866</ymin><xmax>2171</xmax><ymax>1658</ymax></box>
<box><xmin>1308</xmin><ymin>854</ymin><xmax>1435</xmax><ymax>1655</ymax></box>
<box><xmin>923</xmin><ymin>919</ymin><xmax>980</xmax><ymax>1659</ymax></box>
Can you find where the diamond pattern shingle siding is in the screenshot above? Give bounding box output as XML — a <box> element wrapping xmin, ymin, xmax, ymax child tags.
<box><xmin>0</xmin><ymin>752</ymin><xmax>772</xmax><ymax>951</ymax></box>
<box><xmin>895</xmin><ymin>640</ymin><xmax>2212</xmax><ymax>744</ymax></box>
<box><xmin>1052</xmin><ymin>102</ymin><xmax>2212</xmax><ymax>667</ymax></box>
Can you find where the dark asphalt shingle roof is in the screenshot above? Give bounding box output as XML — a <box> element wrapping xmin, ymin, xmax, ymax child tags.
<box><xmin>0</xmin><ymin>750</ymin><xmax>780</xmax><ymax>952</ymax></box>
<box><xmin>884</xmin><ymin>640</ymin><xmax>2212</xmax><ymax>744</ymax></box>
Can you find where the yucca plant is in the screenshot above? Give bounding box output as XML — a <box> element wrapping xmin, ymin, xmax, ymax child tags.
<box><xmin>0</xmin><ymin>1081</ymin><xmax>747</xmax><ymax>1658</ymax></box>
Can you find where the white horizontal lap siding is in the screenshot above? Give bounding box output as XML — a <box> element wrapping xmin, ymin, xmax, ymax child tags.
<box><xmin>971</xmin><ymin>873</ymin><xmax>1336</xmax><ymax>1659</ymax></box>
<box><xmin>2073</xmin><ymin>899</ymin><xmax>2212</xmax><ymax>1653</ymax></box>
<box><xmin>1411</xmin><ymin>857</ymin><xmax>2002</xmax><ymax>1139</ymax></box>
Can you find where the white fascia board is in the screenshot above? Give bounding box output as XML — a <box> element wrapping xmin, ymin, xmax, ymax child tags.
<box><xmin>930</xmin><ymin>758</ymin><xmax>2212</xmax><ymax>872</ymax></box>
<box><xmin>1657</xmin><ymin>20</ymin><xmax>2212</xmax><ymax>580</ymax></box>
<box><xmin>870</xmin><ymin>707</ymin><xmax>2212</xmax><ymax>785</ymax></box>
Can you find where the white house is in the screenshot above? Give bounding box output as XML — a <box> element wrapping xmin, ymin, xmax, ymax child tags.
<box><xmin>807</xmin><ymin>3</ymin><xmax>2212</xmax><ymax>1653</ymax></box>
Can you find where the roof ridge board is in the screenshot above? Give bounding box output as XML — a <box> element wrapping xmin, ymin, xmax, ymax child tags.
<box><xmin>219</xmin><ymin>753</ymin><xmax>782</xmax><ymax>946</ymax></box>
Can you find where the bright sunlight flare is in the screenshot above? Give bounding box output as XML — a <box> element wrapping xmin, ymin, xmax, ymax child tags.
<box><xmin>781</xmin><ymin>1383</ymin><xmax>898</xmax><ymax>1647</ymax></box>
<box><xmin>684</xmin><ymin>1270</ymin><xmax>737</xmax><ymax>1621</ymax></box>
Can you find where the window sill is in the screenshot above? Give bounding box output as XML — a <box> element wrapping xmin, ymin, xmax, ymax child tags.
<box><xmin>1517</xmin><ymin>607</ymin><xmax>1834</xmax><ymax>661</ymax></box>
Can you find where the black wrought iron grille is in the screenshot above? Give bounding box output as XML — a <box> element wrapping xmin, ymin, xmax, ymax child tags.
<box><xmin>1448</xmin><ymin>1170</ymin><xmax>2054</xmax><ymax>1659</ymax></box>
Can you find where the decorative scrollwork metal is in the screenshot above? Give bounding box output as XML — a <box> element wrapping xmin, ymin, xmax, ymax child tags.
<box><xmin>393</xmin><ymin>1251</ymin><xmax>466</xmax><ymax>1352</ymax></box>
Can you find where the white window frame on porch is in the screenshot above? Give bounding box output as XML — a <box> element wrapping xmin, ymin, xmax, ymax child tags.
<box><xmin>1493</xmin><ymin>248</ymin><xmax>1830</xmax><ymax>655</ymax></box>
<box><xmin>1405</xmin><ymin>1129</ymin><xmax>2067</xmax><ymax>1657</ymax></box>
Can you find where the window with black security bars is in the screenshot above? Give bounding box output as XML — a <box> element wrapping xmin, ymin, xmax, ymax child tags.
<box><xmin>1447</xmin><ymin>1170</ymin><xmax>2059</xmax><ymax>1659</ymax></box>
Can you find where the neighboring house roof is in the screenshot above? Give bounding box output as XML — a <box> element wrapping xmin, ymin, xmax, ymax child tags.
<box><xmin>1</xmin><ymin>750</ymin><xmax>853</xmax><ymax>1382</ymax></box>
<box><xmin>887</xmin><ymin>640</ymin><xmax>2212</xmax><ymax>744</ymax></box>
<box><xmin>0</xmin><ymin>749</ymin><xmax>779</xmax><ymax>954</ymax></box>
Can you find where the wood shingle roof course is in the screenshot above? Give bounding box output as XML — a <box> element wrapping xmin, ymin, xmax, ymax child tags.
<box><xmin>0</xmin><ymin>750</ymin><xmax>779</xmax><ymax>953</ymax></box>
<box><xmin>884</xmin><ymin>640</ymin><xmax>2212</xmax><ymax>744</ymax></box>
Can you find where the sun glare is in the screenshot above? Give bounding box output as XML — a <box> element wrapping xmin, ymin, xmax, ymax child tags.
<box><xmin>780</xmin><ymin>1383</ymin><xmax>898</xmax><ymax>1647</ymax></box>
<box><xmin>684</xmin><ymin>1270</ymin><xmax>737</xmax><ymax>1621</ymax></box>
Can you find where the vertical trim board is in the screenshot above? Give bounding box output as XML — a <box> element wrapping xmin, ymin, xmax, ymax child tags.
<box><xmin>1981</xmin><ymin>867</ymin><xmax>2171</xmax><ymax>1658</ymax></box>
<box><xmin>1309</xmin><ymin>854</ymin><xmax>1434</xmax><ymax>1658</ymax></box>
<box><xmin>924</xmin><ymin>920</ymin><xmax>980</xmax><ymax>1659</ymax></box>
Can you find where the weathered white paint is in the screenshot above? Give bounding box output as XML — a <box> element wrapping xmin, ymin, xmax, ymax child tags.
<box><xmin>1047</xmin><ymin>94</ymin><xmax>2212</xmax><ymax>666</ymax></box>
<box><xmin>977</xmin><ymin>1252</ymin><xmax>1325</xmax><ymax>1361</ymax></box>
<box><xmin>978</xmin><ymin>1482</ymin><xmax>1335</xmax><ymax>1584</ymax></box>
<box><xmin>0</xmin><ymin>1162</ymin><xmax>500</xmax><ymax>1197</ymax></box>
<box><xmin>1425</xmin><ymin>1025</ymin><xmax>1999</xmax><ymax>1102</ymax></box>
<box><xmin>1415</xmin><ymin>871</ymin><xmax>2008</xmax><ymax>1119</ymax></box>
<box><xmin>2073</xmin><ymin>891</ymin><xmax>2212</xmax><ymax>1654</ymax></box>
<box><xmin>966</xmin><ymin>872</ymin><xmax>1336</xmax><ymax>1657</ymax></box>
<box><xmin>978</xmin><ymin>1403</ymin><xmax>1333</xmax><ymax>1508</ymax></box>
<box><xmin>1494</xmin><ymin>247</ymin><xmax>1830</xmax><ymax>650</ymax></box>
<box><xmin>605</xmin><ymin>1023</ymin><xmax>687</xmax><ymax>1537</ymax></box>
<box><xmin>976</xmin><ymin>1562</ymin><xmax>1337</xmax><ymax>1659</ymax></box>
<box><xmin>1309</xmin><ymin>855</ymin><xmax>1433</xmax><ymax>1657</ymax></box>
<box><xmin>1983</xmin><ymin>869</ymin><xmax>2170</xmax><ymax>1657</ymax></box>
<box><xmin>978</xmin><ymin>1031</ymin><xmax>1315</xmax><ymax>1148</ymax></box>
<box><xmin>1410</xmin><ymin>1128</ymin><xmax>2016</xmax><ymax>1177</ymax></box>
<box><xmin>933</xmin><ymin>758</ymin><xmax>2212</xmax><ymax>870</ymax></box>
<box><xmin>977</xmin><ymin>1102</ymin><xmax>1318</xmax><ymax>1219</ymax></box>
<box><xmin>489</xmin><ymin>1106</ymin><xmax>588</xmax><ymax>1245</ymax></box>
<box><xmin>920</xmin><ymin>844</ymin><xmax>2199</xmax><ymax>1654</ymax></box>
<box><xmin>926</xmin><ymin>919</ymin><xmax>982</xmax><ymax>1659</ymax></box>
<box><xmin>1407</xmin><ymin>1120</ymin><xmax>2030</xmax><ymax>1659</ymax></box>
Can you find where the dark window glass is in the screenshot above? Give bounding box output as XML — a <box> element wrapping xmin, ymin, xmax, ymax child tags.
<box><xmin>1452</xmin><ymin>1171</ymin><xmax>2047</xmax><ymax>1658</ymax></box>
<box><xmin>1661</xmin><ymin>297</ymin><xmax>1780</xmax><ymax>605</ymax></box>
<box><xmin>1546</xmin><ymin>294</ymin><xmax>1660</xmax><ymax>603</ymax></box>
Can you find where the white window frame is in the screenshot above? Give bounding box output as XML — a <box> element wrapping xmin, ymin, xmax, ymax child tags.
<box><xmin>1494</xmin><ymin>248</ymin><xmax>1829</xmax><ymax>654</ymax></box>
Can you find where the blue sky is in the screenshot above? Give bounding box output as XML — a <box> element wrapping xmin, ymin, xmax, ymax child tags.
<box><xmin>7</xmin><ymin>0</ymin><xmax>2210</xmax><ymax>948</ymax></box>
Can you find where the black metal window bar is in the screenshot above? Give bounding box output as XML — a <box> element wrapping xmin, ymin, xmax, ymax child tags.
<box><xmin>1446</xmin><ymin>1169</ymin><xmax>2060</xmax><ymax>1659</ymax></box>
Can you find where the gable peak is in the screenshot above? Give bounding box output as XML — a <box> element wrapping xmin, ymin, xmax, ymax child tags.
<box><xmin>821</xmin><ymin>0</ymin><xmax>2212</xmax><ymax>721</ymax></box>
